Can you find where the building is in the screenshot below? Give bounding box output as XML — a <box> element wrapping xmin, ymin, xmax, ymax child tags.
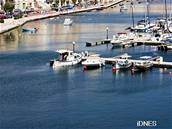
<box><xmin>14</xmin><ymin>0</ymin><xmax>35</xmax><ymax>11</ymax></box>
<box><xmin>0</xmin><ymin>0</ymin><xmax>50</xmax><ymax>11</ymax></box>
<box><xmin>0</xmin><ymin>0</ymin><xmax>5</xmax><ymax>10</ymax></box>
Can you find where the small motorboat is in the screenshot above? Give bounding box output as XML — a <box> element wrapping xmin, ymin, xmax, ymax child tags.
<box><xmin>82</xmin><ymin>54</ymin><xmax>105</xmax><ymax>70</ymax></box>
<box><xmin>115</xmin><ymin>60</ymin><xmax>132</xmax><ymax>70</ymax></box>
<box><xmin>63</xmin><ymin>18</ymin><xmax>73</xmax><ymax>26</ymax></box>
<box><xmin>50</xmin><ymin>49</ymin><xmax>83</xmax><ymax>68</ymax></box>
<box><xmin>111</xmin><ymin>35</ymin><xmax>123</xmax><ymax>48</ymax></box>
<box><xmin>132</xmin><ymin>56</ymin><xmax>153</xmax><ymax>72</ymax></box>
<box><xmin>22</xmin><ymin>28</ymin><xmax>38</xmax><ymax>33</ymax></box>
<box><xmin>112</xmin><ymin>53</ymin><xmax>132</xmax><ymax>70</ymax></box>
<box><xmin>120</xmin><ymin>5</ymin><xmax>128</xmax><ymax>13</ymax></box>
<box><xmin>111</xmin><ymin>33</ymin><xmax>136</xmax><ymax>48</ymax></box>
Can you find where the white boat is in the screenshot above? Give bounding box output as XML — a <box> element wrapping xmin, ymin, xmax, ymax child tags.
<box><xmin>82</xmin><ymin>54</ymin><xmax>105</xmax><ymax>70</ymax></box>
<box><xmin>50</xmin><ymin>49</ymin><xmax>82</xmax><ymax>68</ymax></box>
<box><xmin>167</xmin><ymin>45</ymin><xmax>172</xmax><ymax>50</ymax></box>
<box><xmin>115</xmin><ymin>60</ymin><xmax>132</xmax><ymax>70</ymax></box>
<box><xmin>120</xmin><ymin>5</ymin><xmax>128</xmax><ymax>13</ymax></box>
<box><xmin>133</xmin><ymin>22</ymin><xmax>155</xmax><ymax>33</ymax></box>
<box><xmin>111</xmin><ymin>32</ymin><xmax>136</xmax><ymax>48</ymax></box>
<box><xmin>113</xmin><ymin>53</ymin><xmax>132</xmax><ymax>70</ymax></box>
<box><xmin>133</xmin><ymin>56</ymin><xmax>153</xmax><ymax>72</ymax></box>
<box><xmin>63</xmin><ymin>18</ymin><xmax>73</xmax><ymax>26</ymax></box>
<box><xmin>111</xmin><ymin>33</ymin><xmax>128</xmax><ymax>48</ymax></box>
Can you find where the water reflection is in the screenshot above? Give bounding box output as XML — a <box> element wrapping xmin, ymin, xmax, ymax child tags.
<box><xmin>0</xmin><ymin>28</ymin><xmax>22</xmax><ymax>51</ymax></box>
<box><xmin>83</xmin><ymin>68</ymin><xmax>104</xmax><ymax>78</ymax></box>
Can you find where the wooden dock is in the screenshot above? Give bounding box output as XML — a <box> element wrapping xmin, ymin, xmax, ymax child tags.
<box><xmin>86</xmin><ymin>39</ymin><xmax>111</xmax><ymax>47</ymax></box>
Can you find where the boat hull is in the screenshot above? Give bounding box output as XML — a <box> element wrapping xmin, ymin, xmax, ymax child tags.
<box><xmin>52</xmin><ymin>59</ymin><xmax>81</xmax><ymax>68</ymax></box>
<box><xmin>115</xmin><ymin>61</ymin><xmax>132</xmax><ymax>70</ymax></box>
<box><xmin>83</xmin><ymin>64</ymin><xmax>102</xmax><ymax>70</ymax></box>
<box><xmin>82</xmin><ymin>59</ymin><xmax>105</xmax><ymax>70</ymax></box>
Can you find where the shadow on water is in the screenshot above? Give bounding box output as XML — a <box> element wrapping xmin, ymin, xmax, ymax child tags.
<box><xmin>0</xmin><ymin>28</ymin><xmax>22</xmax><ymax>51</ymax></box>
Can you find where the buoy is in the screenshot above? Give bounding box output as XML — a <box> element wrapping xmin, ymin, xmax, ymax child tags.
<box><xmin>131</xmin><ymin>67</ymin><xmax>135</xmax><ymax>75</ymax></box>
<box><xmin>112</xmin><ymin>66</ymin><xmax>117</xmax><ymax>72</ymax></box>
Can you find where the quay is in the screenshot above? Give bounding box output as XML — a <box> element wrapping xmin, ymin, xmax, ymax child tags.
<box><xmin>102</xmin><ymin>56</ymin><xmax>172</xmax><ymax>68</ymax></box>
<box><xmin>86</xmin><ymin>39</ymin><xmax>111</xmax><ymax>47</ymax></box>
<box><xmin>86</xmin><ymin>38</ymin><xmax>172</xmax><ymax>51</ymax></box>
<box><xmin>0</xmin><ymin>0</ymin><xmax>126</xmax><ymax>35</ymax></box>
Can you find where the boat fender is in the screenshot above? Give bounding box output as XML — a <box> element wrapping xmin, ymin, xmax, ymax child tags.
<box><xmin>83</xmin><ymin>65</ymin><xmax>87</xmax><ymax>71</ymax></box>
<box><xmin>49</xmin><ymin>60</ymin><xmax>54</xmax><ymax>67</ymax></box>
<box><xmin>112</xmin><ymin>64</ymin><xmax>117</xmax><ymax>72</ymax></box>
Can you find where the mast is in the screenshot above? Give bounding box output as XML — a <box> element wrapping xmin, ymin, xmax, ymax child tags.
<box><xmin>146</xmin><ymin>0</ymin><xmax>150</xmax><ymax>25</ymax></box>
<box><xmin>131</xmin><ymin>0</ymin><xmax>134</xmax><ymax>28</ymax></box>
<box><xmin>165</xmin><ymin>0</ymin><xmax>172</xmax><ymax>33</ymax></box>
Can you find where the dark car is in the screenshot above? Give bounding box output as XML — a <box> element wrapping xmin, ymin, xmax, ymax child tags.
<box><xmin>13</xmin><ymin>9</ymin><xmax>23</xmax><ymax>19</ymax></box>
<box><xmin>0</xmin><ymin>10</ymin><xmax>7</xmax><ymax>19</ymax></box>
<box><xmin>6</xmin><ymin>12</ymin><xmax>13</xmax><ymax>18</ymax></box>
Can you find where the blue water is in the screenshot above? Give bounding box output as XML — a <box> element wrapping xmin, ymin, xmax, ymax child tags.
<box><xmin>0</xmin><ymin>6</ymin><xmax>172</xmax><ymax>129</ymax></box>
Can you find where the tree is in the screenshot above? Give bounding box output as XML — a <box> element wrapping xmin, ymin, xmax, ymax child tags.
<box><xmin>3</xmin><ymin>2</ymin><xmax>14</xmax><ymax>12</ymax></box>
<box><xmin>72</xmin><ymin>0</ymin><xmax>77</xmax><ymax>4</ymax></box>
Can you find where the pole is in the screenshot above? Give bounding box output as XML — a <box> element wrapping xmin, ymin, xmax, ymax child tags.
<box><xmin>146</xmin><ymin>0</ymin><xmax>150</xmax><ymax>24</ymax></box>
<box><xmin>106</xmin><ymin>27</ymin><xmax>109</xmax><ymax>39</ymax></box>
<box><xmin>72</xmin><ymin>41</ymin><xmax>75</xmax><ymax>52</ymax></box>
<box><xmin>131</xmin><ymin>1</ymin><xmax>134</xmax><ymax>28</ymax></box>
<box><xmin>165</xmin><ymin>0</ymin><xmax>171</xmax><ymax>33</ymax></box>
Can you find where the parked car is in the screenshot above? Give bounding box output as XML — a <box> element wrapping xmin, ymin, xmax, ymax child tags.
<box><xmin>13</xmin><ymin>9</ymin><xmax>23</xmax><ymax>19</ymax></box>
<box><xmin>6</xmin><ymin>12</ymin><xmax>13</xmax><ymax>18</ymax></box>
<box><xmin>24</xmin><ymin>7</ymin><xmax>34</xmax><ymax>14</ymax></box>
<box><xmin>0</xmin><ymin>10</ymin><xmax>7</xmax><ymax>19</ymax></box>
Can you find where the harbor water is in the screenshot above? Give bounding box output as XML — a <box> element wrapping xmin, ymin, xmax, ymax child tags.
<box><xmin>0</xmin><ymin>5</ymin><xmax>172</xmax><ymax>129</ymax></box>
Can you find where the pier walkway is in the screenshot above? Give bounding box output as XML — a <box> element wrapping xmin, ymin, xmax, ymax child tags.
<box><xmin>102</xmin><ymin>56</ymin><xmax>172</xmax><ymax>68</ymax></box>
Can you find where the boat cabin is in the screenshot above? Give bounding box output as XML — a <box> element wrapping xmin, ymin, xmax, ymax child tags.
<box><xmin>140</xmin><ymin>56</ymin><xmax>152</xmax><ymax>60</ymax></box>
<box><xmin>56</xmin><ymin>50</ymin><xmax>73</xmax><ymax>61</ymax></box>
<box><xmin>116</xmin><ymin>53</ymin><xmax>132</xmax><ymax>59</ymax></box>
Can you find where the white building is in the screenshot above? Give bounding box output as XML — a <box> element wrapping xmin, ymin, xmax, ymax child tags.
<box><xmin>14</xmin><ymin>0</ymin><xmax>35</xmax><ymax>11</ymax></box>
<box><xmin>0</xmin><ymin>0</ymin><xmax>5</xmax><ymax>10</ymax></box>
<box><xmin>13</xmin><ymin>0</ymin><xmax>50</xmax><ymax>11</ymax></box>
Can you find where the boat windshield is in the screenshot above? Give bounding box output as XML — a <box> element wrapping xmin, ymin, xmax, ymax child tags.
<box><xmin>59</xmin><ymin>52</ymin><xmax>69</xmax><ymax>61</ymax></box>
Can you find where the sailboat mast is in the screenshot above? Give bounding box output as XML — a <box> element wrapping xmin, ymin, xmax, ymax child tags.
<box><xmin>146</xmin><ymin>0</ymin><xmax>150</xmax><ymax>24</ymax></box>
<box><xmin>131</xmin><ymin>0</ymin><xmax>134</xmax><ymax>28</ymax></box>
<box><xmin>165</xmin><ymin>0</ymin><xmax>171</xmax><ymax>33</ymax></box>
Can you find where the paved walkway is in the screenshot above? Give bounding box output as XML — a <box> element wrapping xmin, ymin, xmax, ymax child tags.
<box><xmin>0</xmin><ymin>0</ymin><xmax>125</xmax><ymax>34</ymax></box>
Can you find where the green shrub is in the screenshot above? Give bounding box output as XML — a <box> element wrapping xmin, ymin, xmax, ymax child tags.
<box><xmin>0</xmin><ymin>19</ymin><xmax>4</xmax><ymax>23</ymax></box>
<box><xmin>14</xmin><ymin>15</ymin><xmax>22</xmax><ymax>19</ymax></box>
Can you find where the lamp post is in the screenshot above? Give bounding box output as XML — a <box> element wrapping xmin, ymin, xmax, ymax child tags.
<box><xmin>106</xmin><ymin>27</ymin><xmax>109</xmax><ymax>40</ymax></box>
<box><xmin>72</xmin><ymin>41</ymin><xmax>75</xmax><ymax>52</ymax></box>
<box><xmin>146</xmin><ymin>0</ymin><xmax>150</xmax><ymax>25</ymax></box>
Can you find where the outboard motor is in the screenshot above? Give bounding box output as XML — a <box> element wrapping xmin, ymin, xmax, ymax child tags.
<box><xmin>49</xmin><ymin>60</ymin><xmax>54</xmax><ymax>67</ymax></box>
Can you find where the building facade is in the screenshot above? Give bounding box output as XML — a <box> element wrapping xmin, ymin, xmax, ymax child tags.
<box><xmin>0</xmin><ymin>0</ymin><xmax>5</xmax><ymax>10</ymax></box>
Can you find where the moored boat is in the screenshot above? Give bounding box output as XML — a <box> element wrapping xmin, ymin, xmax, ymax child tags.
<box><xmin>22</xmin><ymin>28</ymin><xmax>38</xmax><ymax>33</ymax></box>
<box><xmin>64</xmin><ymin>18</ymin><xmax>73</xmax><ymax>26</ymax></box>
<box><xmin>82</xmin><ymin>54</ymin><xmax>105</xmax><ymax>70</ymax></box>
<box><xmin>113</xmin><ymin>53</ymin><xmax>132</xmax><ymax>70</ymax></box>
<box><xmin>120</xmin><ymin>5</ymin><xmax>128</xmax><ymax>13</ymax></box>
<box><xmin>115</xmin><ymin>60</ymin><xmax>132</xmax><ymax>70</ymax></box>
<box><xmin>50</xmin><ymin>49</ymin><xmax>82</xmax><ymax>68</ymax></box>
<box><xmin>132</xmin><ymin>56</ymin><xmax>153</xmax><ymax>72</ymax></box>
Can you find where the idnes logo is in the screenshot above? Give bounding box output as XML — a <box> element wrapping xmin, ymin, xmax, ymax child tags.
<box><xmin>137</xmin><ymin>120</ymin><xmax>157</xmax><ymax>127</ymax></box>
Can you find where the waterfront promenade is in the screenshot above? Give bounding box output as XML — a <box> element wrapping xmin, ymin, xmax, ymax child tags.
<box><xmin>0</xmin><ymin>0</ymin><xmax>125</xmax><ymax>34</ymax></box>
